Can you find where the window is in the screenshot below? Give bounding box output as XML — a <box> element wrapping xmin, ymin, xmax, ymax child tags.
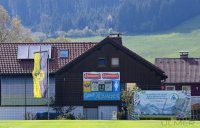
<box><xmin>126</xmin><ymin>83</ymin><xmax>137</xmax><ymax>91</ymax></box>
<box><xmin>59</xmin><ymin>50</ymin><xmax>69</xmax><ymax>58</ymax></box>
<box><xmin>111</xmin><ymin>58</ymin><xmax>119</xmax><ymax>66</ymax></box>
<box><xmin>166</xmin><ymin>86</ymin><xmax>175</xmax><ymax>90</ymax></box>
<box><xmin>182</xmin><ymin>86</ymin><xmax>191</xmax><ymax>92</ymax></box>
<box><xmin>98</xmin><ymin>58</ymin><xmax>105</xmax><ymax>66</ymax></box>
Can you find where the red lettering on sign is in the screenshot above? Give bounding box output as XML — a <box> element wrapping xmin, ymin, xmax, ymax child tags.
<box><xmin>102</xmin><ymin>73</ymin><xmax>119</xmax><ymax>79</ymax></box>
<box><xmin>84</xmin><ymin>73</ymin><xmax>101</xmax><ymax>79</ymax></box>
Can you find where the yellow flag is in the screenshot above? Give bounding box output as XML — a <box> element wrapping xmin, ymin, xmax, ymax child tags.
<box><xmin>32</xmin><ymin>52</ymin><xmax>48</xmax><ymax>98</ymax></box>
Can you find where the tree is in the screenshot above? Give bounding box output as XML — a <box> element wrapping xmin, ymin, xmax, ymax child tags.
<box><xmin>0</xmin><ymin>5</ymin><xmax>33</xmax><ymax>43</ymax></box>
<box><xmin>49</xmin><ymin>97</ymin><xmax>77</xmax><ymax>120</ymax></box>
<box><xmin>8</xmin><ymin>17</ymin><xmax>33</xmax><ymax>43</ymax></box>
<box><xmin>121</xmin><ymin>86</ymin><xmax>141</xmax><ymax>119</ymax></box>
<box><xmin>44</xmin><ymin>37</ymin><xmax>71</xmax><ymax>43</ymax></box>
<box><xmin>0</xmin><ymin>5</ymin><xmax>9</xmax><ymax>43</ymax></box>
<box><xmin>32</xmin><ymin>32</ymin><xmax>47</xmax><ymax>42</ymax></box>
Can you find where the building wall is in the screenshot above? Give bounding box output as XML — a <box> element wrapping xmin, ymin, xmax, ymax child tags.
<box><xmin>165</xmin><ymin>83</ymin><xmax>200</xmax><ymax>96</ymax></box>
<box><xmin>0</xmin><ymin>106</ymin><xmax>50</xmax><ymax>120</ymax></box>
<box><xmin>191</xmin><ymin>96</ymin><xmax>200</xmax><ymax>105</ymax></box>
<box><xmin>0</xmin><ymin>76</ymin><xmax>55</xmax><ymax>106</ymax></box>
<box><xmin>0</xmin><ymin>105</ymin><xmax>117</xmax><ymax>120</ymax></box>
<box><xmin>0</xmin><ymin>76</ymin><xmax>88</xmax><ymax>120</ymax></box>
<box><xmin>0</xmin><ymin>106</ymin><xmax>83</xmax><ymax>120</ymax></box>
<box><xmin>98</xmin><ymin>106</ymin><xmax>118</xmax><ymax>120</ymax></box>
<box><xmin>56</xmin><ymin>43</ymin><xmax>163</xmax><ymax>106</ymax></box>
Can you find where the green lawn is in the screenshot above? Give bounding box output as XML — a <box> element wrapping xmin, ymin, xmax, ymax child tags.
<box><xmin>72</xmin><ymin>31</ymin><xmax>200</xmax><ymax>63</ymax></box>
<box><xmin>0</xmin><ymin>120</ymin><xmax>199</xmax><ymax>128</ymax></box>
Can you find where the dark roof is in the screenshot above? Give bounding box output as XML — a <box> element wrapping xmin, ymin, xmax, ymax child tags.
<box><xmin>155</xmin><ymin>58</ymin><xmax>200</xmax><ymax>83</ymax></box>
<box><xmin>0</xmin><ymin>42</ymin><xmax>96</xmax><ymax>75</ymax></box>
<box><xmin>56</xmin><ymin>37</ymin><xmax>167</xmax><ymax>80</ymax></box>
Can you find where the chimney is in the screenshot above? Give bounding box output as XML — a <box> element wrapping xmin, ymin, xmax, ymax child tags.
<box><xmin>109</xmin><ymin>33</ymin><xmax>122</xmax><ymax>45</ymax></box>
<box><xmin>179</xmin><ymin>51</ymin><xmax>189</xmax><ymax>59</ymax></box>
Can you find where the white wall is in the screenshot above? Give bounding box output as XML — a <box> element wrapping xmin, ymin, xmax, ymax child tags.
<box><xmin>0</xmin><ymin>106</ymin><xmax>83</xmax><ymax>120</ymax></box>
<box><xmin>0</xmin><ymin>106</ymin><xmax>49</xmax><ymax>120</ymax></box>
<box><xmin>0</xmin><ymin>106</ymin><xmax>119</xmax><ymax>120</ymax></box>
<box><xmin>98</xmin><ymin>106</ymin><xmax>118</xmax><ymax>120</ymax></box>
<box><xmin>1</xmin><ymin>76</ymin><xmax>55</xmax><ymax>106</ymax></box>
<box><xmin>69</xmin><ymin>106</ymin><xmax>83</xmax><ymax>117</ymax></box>
<box><xmin>191</xmin><ymin>96</ymin><xmax>200</xmax><ymax>105</ymax></box>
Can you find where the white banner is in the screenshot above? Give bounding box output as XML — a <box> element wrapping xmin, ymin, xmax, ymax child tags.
<box><xmin>134</xmin><ymin>91</ymin><xmax>191</xmax><ymax>118</ymax></box>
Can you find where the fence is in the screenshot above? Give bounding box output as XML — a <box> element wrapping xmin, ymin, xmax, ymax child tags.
<box><xmin>0</xmin><ymin>75</ymin><xmax>199</xmax><ymax>120</ymax></box>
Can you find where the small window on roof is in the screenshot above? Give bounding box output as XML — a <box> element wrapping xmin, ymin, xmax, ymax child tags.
<box><xmin>98</xmin><ymin>58</ymin><xmax>105</xmax><ymax>66</ymax></box>
<box><xmin>59</xmin><ymin>50</ymin><xmax>69</xmax><ymax>58</ymax></box>
<box><xmin>111</xmin><ymin>58</ymin><xmax>119</xmax><ymax>66</ymax></box>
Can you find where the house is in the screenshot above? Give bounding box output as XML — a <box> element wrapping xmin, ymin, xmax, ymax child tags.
<box><xmin>155</xmin><ymin>51</ymin><xmax>200</xmax><ymax>105</ymax></box>
<box><xmin>0</xmin><ymin>42</ymin><xmax>96</xmax><ymax>119</ymax></box>
<box><xmin>55</xmin><ymin>36</ymin><xmax>167</xmax><ymax>120</ymax></box>
<box><xmin>0</xmin><ymin>36</ymin><xmax>167</xmax><ymax>120</ymax></box>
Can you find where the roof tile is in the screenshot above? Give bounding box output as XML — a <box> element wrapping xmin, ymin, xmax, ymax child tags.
<box><xmin>155</xmin><ymin>58</ymin><xmax>200</xmax><ymax>83</ymax></box>
<box><xmin>0</xmin><ymin>42</ymin><xmax>96</xmax><ymax>74</ymax></box>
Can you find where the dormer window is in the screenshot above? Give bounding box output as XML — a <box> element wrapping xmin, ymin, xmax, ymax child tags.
<box><xmin>59</xmin><ymin>50</ymin><xmax>69</xmax><ymax>58</ymax></box>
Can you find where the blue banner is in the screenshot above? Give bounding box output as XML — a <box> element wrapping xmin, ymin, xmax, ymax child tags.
<box><xmin>84</xmin><ymin>92</ymin><xmax>120</xmax><ymax>100</ymax></box>
<box><xmin>83</xmin><ymin>72</ymin><xmax>120</xmax><ymax>101</ymax></box>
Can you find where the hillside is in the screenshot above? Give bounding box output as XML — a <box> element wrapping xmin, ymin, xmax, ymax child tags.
<box><xmin>0</xmin><ymin>0</ymin><xmax>200</xmax><ymax>61</ymax></box>
<box><xmin>1</xmin><ymin>0</ymin><xmax>200</xmax><ymax>35</ymax></box>
<box><xmin>73</xmin><ymin>31</ymin><xmax>200</xmax><ymax>62</ymax></box>
<box><xmin>72</xmin><ymin>13</ymin><xmax>200</xmax><ymax>62</ymax></box>
<box><xmin>169</xmin><ymin>14</ymin><xmax>200</xmax><ymax>33</ymax></box>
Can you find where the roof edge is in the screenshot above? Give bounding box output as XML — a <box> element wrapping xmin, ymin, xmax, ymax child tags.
<box><xmin>56</xmin><ymin>37</ymin><xmax>167</xmax><ymax>79</ymax></box>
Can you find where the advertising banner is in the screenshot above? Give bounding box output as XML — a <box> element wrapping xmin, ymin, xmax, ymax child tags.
<box><xmin>83</xmin><ymin>72</ymin><xmax>120</xmax><ymax>101</ymax></box>
<box><xmin>134</xmin><ymin>91</ymin><xmax>191</xmax><ymax>118</ymax></box>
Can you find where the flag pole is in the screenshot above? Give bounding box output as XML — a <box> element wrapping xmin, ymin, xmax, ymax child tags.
<box><xmin>33</xmin><ymin>51</ymin><xmax>50</xmax><ymax>119</ymax></box>
<box><xmin>25</xmin><ymin>75</ymin><xmax>27</xmax><ymax>120</ymax></box>
<box><xmin>47</xmin><ymin>51</ymin><xmax>50</xmax><ymax>120</ymax></box>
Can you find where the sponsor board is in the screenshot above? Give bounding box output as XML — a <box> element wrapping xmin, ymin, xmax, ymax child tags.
<box><xmin>134</xmin><ymin>91</ymin><xmax>191</xmax><ymax>118</ymax></box>
<box><xmin>83</xmin><ymin>72</ymin><xmax>120</xmax><ymax>101</ymax></box>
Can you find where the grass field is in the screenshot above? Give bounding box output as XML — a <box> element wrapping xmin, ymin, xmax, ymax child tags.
<box><xmin>0</xmin><ymin>120</ymin><xmax>199</xmax><ymax>128</ymax></box>
<box><xmin>72</xmin><ymin>31</ymin><xmax>200</xmax><ymax>62</ymax></box>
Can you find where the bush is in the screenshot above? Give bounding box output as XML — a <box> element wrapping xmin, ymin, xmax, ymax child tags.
<box><xmin>117</xmin><ymin>111</ymin><xmax>127</xmax><ymax>120</ymax></box>
<box><xmin>57</xmin><ymin>113</ymin><xmax>76</xmax><ymax>120</ymax></box>
<box><xmin>76</xmin><ymin>113</ymin><xmax>85</xmax><ymax>120</ymax></box>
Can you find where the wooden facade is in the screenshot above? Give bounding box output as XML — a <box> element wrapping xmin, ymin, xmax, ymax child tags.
<box><xmin>55</xmin><ymin>37</ymin><xmax>167</xmax><ymax>106</ymax></box>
